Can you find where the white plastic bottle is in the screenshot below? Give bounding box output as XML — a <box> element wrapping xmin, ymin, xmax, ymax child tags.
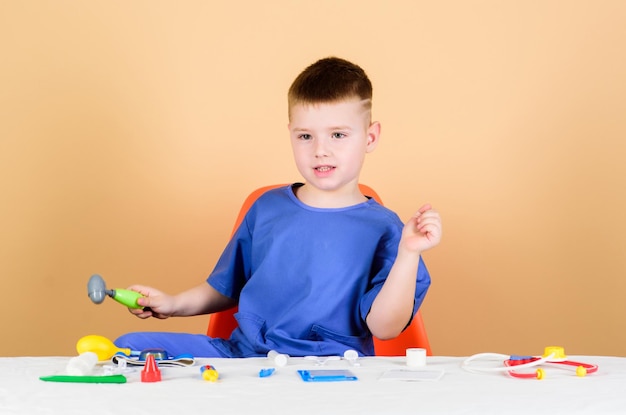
<box><xmin>267</xmin><ymin>350</ymin><xmax>289</xmax><ymax>367</ymax></box>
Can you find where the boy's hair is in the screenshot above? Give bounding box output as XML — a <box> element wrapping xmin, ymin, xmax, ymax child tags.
<box><xmin>288</xmin><ymin>57</ymin><xmax>372</xmax><ymax>120</ymax></box>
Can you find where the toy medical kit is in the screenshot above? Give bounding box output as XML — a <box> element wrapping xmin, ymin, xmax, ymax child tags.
<box><xmin>139</xmin><ymin>348</ymin><xmax>169</xmax><ymax>361</ymax></box>
<box><xmin>40</xmin><ymin>351</ymin><xmax>128</xmax><ymax>383</ymax></box>
<box><xmin>141</xmin><ymin>355</ymin><xmax>161</xmax><ymax>382</ymax></box>
<box><xmin>462</xmin><ymin>346</ymin><xmax>598</xmax><ymax>380</ymax></box>
<box><xmin>298</xmin><ymin>369</ymin><xmax>358</xmax><ymax>382</ymax></box>
<box><xmin>304</xmin><ymin>355</ymin><xmax>341</xmax><ymax>366</ymax></box>
<box><xmin>40</xmin><ymin>374</ymin><xmax>127</xmax><ymax>384</ymax></box>
<box><xmin>66</xmin><ymin>352</ymin><xmax>98</xmax><ymax>376</ymax></box>
<box><xmin>112</xmin><ymin>350</ymin><xmax>195</xmax><ymax>367</ymax></box>
<box><xmin>76</xmin><ymin>334</ymin><xmax>139</xmax><ymax>361</ymax></box>
<box><xmin>103</xmin><ymin>358</ymin><xmax>132</xmax><ymax>375</ymax></box>
<box><xmin>259</xmin><ymin>368</ymin><xmax>276</xmax><ymax>377</ymax></box>
<box><xmin>343</xmin><ymin>349</ymin><xmax>360</xmax><ymax>366</ymax></box>
<box><xmin>200</xmin><ymin>365</ymin><xmax>219</xmax><ymax>382</ymax></box>
<box><xmin>406</xmin><ymin>348</ymin><xmax>427</xmax><ymax>367</ymax></box>
<box><xmin>87</xmin><ymin>274</ymin><xmax>144</xmax><ymax>309</ymax></box>
<box><xmin>267</xmin><ymin>350</ymin><xmax>289</xmax><ymax>367</ymax></box>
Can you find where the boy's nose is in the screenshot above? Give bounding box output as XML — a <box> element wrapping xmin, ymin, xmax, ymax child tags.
<box><xmin>314</xmin><ymin>139</ymin><xmax>329</xmax><ymax>157</ymax></box>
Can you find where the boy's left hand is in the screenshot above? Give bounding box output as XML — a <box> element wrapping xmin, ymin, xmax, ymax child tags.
<box><xmin>401</xmin><ymin>204</ymin><xmax>442</xmax><ymax>254</ymax></box>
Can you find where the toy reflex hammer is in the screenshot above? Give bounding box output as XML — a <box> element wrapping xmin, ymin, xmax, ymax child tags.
<box><xmin>87</xmin><ymin>274</ymin><xmax>144</xmax><ymax>309</ymax></box>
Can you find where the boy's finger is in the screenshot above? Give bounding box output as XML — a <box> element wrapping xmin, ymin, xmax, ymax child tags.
<box><xmin>418</xmin><ymin>204</ymin><xmax>432</xmax><ymax>214</ymax></box>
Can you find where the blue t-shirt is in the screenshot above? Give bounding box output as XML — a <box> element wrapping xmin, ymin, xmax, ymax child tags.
<box><xmin>207</xmin><ymin>184</ymin><xmax>430</xmax><ymax>357</ymax></box>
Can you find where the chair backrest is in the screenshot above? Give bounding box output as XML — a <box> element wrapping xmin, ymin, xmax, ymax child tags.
<box><xmin>206</xmin><ymin>184</ymin><xmax>432</xmax><ymax>356</ymax></box>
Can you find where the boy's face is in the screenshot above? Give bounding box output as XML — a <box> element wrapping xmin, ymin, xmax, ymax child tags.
<box><xmin>288</xmin><ymin>98</ymin><xmax>380</xmax><ymax>195</ymax></box>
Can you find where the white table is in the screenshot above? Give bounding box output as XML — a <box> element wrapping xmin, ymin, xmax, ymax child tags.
<box><xmin>1</xmin><ymin>355</ymin><xmax>625</xmax><ymax>414</ymax></box>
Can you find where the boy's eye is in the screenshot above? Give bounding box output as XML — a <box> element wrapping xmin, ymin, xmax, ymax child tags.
<box><xmin>332</xmin><ymin>132</ymin><xmax>346</xmax><ymax>139</ymax></box>
<box><xmin>299</xmin><ymin>134</ymin><xmax>312</xmax><ymax>140</ymax></box>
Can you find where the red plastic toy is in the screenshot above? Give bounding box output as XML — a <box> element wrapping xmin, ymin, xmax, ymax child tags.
<box><xmin>141</xmin><ymin>355</ymin><xmax>162</xmax><ymax>382</ymax></box>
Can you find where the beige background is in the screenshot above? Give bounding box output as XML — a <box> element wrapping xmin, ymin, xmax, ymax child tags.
<box><xmin>1</xmin><ymin>1</ymin><xmax>624</xmax><ymax>357</ymax></box>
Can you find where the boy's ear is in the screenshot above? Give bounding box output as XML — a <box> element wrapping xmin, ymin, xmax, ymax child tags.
<box><xmin>366</xmin><ymin>121</ymin><xmax>381</xmax><ymax>153</ymax></box>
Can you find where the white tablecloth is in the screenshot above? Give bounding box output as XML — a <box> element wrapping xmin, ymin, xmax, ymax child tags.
<box><xmin>1</xmin><ymin>355</ymin><xmax>624</xmax><ymax>414</ymax></box>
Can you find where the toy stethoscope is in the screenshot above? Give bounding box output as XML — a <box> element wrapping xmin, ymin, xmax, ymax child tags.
<box><xmin>462</xmin><ymin>346</ymin><xmax>598</xmax><ymax>380</ymax></box>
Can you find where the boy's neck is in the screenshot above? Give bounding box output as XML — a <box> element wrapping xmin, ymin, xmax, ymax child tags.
<box><xmin>293</xmin><ymin>183</ymin><xmax>368</xmax><ymax>208</ymax></box>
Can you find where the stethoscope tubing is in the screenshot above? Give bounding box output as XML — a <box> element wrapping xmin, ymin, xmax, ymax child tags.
<box><xmin>462</xmin><ymin>352</ymin><xmax>556</xmax><ymax>374</ymax></box>
<box><xmin>505</xmin><ymin>359</ymin><xmax>598</xmax><ymax>379</ymax></box>
<box><xmin>462</xmin><ymin>352</ymin><xmax>598</xmax><ymax>379</ymax></box>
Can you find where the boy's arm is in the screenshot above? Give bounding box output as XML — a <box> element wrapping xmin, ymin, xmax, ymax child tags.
<box><xmin>129</xmin><ymin>282</ymin><xmax>237</xmax><ymax>319</ymax></box>
<box><xmin>171</xmin><ymin>282</ymin><xmax>237</xmax><ymax>316</ymax></box>
<box><xmin>366</xmin><ymin>205</ymin><xmax>441</xmax><ymax>339</ymax></box>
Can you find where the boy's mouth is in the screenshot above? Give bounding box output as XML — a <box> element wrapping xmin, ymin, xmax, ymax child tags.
<box><xmin>313</xmin><ymin>165</ymin><xmax>335</xmax><ymax>177</ymax></box>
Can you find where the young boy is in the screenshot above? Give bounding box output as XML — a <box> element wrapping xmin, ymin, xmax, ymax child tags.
<box><xmin>115</xmin><ymin>57</ymin><xmax>442</xmax><ymax>357</ymax></box>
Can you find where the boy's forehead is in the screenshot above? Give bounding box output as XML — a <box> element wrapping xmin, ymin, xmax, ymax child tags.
<box><xmin>290</xmin><ymin>98</ymin><xmax>371</xmax><ymax>121</ymax></box>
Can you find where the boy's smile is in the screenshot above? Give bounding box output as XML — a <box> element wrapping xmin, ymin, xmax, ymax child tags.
<box><xmin>313</xmin><ymin>164</ymin><xmax>335</xmax><ymax>177</ymax></box>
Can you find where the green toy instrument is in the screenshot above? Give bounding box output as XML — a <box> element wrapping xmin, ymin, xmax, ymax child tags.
<box><xmin>87</xmin><ymin>274</ymin><xmax>144</xmax><ymax>309</ymax></box>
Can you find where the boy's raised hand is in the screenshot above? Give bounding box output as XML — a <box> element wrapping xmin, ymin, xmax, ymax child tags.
<box><xmin>401</xmin><ymin>204</ymin><xmax>442</xmax><ymax>254</ymax></box>
<box><xmin>126</xmin><ymin>285</ymin><xmax>176</xmax><ymax>320</ymax></box>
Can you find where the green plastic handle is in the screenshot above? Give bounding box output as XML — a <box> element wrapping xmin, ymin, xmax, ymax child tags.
<box><xmin>40</xmin><ymin>374</ymin><xmax>127</xmax><ymax>383</ymax></box>
<box><xmin>112</xmin><ymin>289</ymin><xmax>144</xmax><ymax>309</ymax></box>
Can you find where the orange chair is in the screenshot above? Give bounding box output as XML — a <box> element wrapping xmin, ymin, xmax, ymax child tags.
<box><xmin>206</xmin><ymin>184</ymin><xmax>432</xmax><ymax>356</ymax></box>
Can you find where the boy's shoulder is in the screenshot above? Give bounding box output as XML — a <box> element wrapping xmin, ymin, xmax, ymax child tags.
<box><xmin>254</xmin><ymin>184</ymin><xmax>292</xmax><ymax>202</ymax></box>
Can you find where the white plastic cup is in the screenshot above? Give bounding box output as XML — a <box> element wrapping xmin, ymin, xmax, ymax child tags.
<box><xmin>406</xmin><ymin>348</ymin><xmax>427</xmax><ymax>368</ymax></box>
<box><xmin>267</xmin><ymin>350</ymin><xmax>289</xmax><ymax>367</ymax></box>
<box><xmin>343</xmin><ymin>349</ymin><xmax>360</xmax><ymax>366</ymax></box>
<box><xmin>343</xmin><ymin>349</ymin><xmax>358</xmax><ymax>360</ymax></box>
<box><xmin>66</xmin><ymin>351</ymin><xmax>98</xmax><ymax>375</ymax></box>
